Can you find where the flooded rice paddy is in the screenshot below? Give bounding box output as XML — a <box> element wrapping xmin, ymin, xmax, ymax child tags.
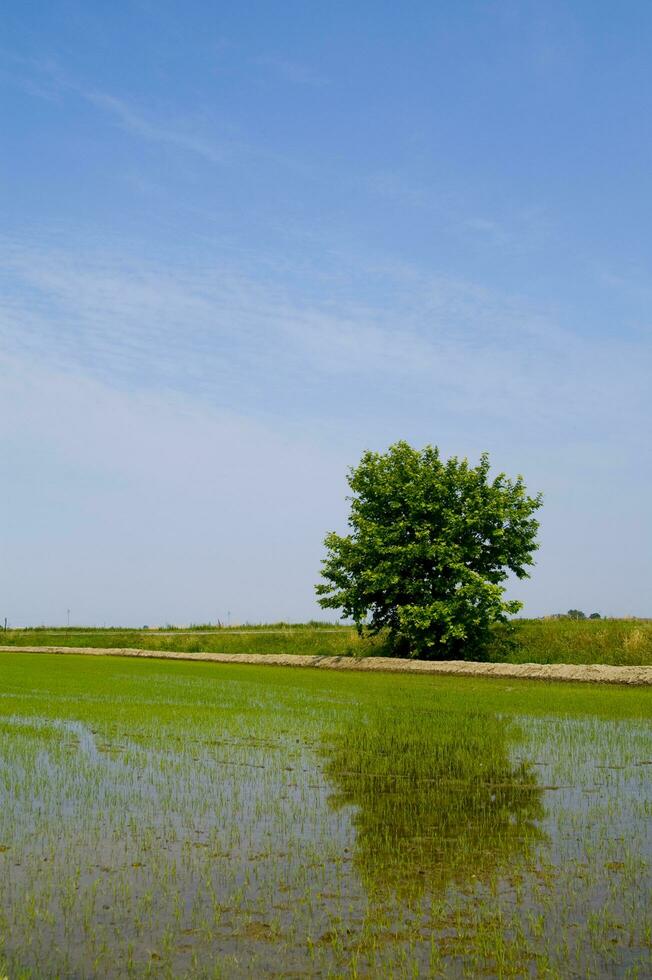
<box><xmin>0</xmin><ymin>652</ymin><xmax>650</xmax><ymax>978</ymax></box>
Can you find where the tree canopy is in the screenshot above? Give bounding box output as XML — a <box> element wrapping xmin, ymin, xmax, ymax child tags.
<box><xmin>316</xmin><ymin>441</ymin><xmax>542</xmax><ymax>659</ymax></box>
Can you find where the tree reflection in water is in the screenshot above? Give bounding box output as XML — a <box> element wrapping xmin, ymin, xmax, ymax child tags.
<box><xmin>323</xmin><ymin>707</ymin><xmax>545</xmax><ymax>904</ymax></box>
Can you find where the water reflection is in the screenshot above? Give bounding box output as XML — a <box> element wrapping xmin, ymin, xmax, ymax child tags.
<box><xmin>323</xmin><ymin>707</ymin><xmax>544</xmax><ymax>902</ymax></box>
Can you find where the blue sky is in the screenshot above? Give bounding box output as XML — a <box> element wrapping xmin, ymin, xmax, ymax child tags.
<box><xmin>1</xmin><ymin>1</ymin><xmax>650</xmax><ymax>626</ymax></box>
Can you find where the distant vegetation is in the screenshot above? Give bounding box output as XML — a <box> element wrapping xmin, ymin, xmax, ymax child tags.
<box><xmin>2</xmin><ymin>618</ymin><xmax>651</xmax><ymax>666</ymax></box>
<box><xmin>557</xmin><ymin>609</ymin><xmax>602</xmax><ymax>620</ymax></box>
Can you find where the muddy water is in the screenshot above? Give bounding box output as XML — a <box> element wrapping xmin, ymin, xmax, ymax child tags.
<box><xmin>0</xmin><ymin>687</ymin><xmax>650</xmax><ymax>976</ymax></box>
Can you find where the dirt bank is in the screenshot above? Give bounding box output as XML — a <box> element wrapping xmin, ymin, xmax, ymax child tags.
<box><xmin>1</xmin><ymin>645</ymin><xmax>651</xmax><ymax>685</ymax></box>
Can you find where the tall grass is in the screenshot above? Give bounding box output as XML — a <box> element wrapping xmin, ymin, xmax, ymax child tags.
<box><xmin>500</xmin><ymin>617</ymin><xmax>652</xmax><ymax>666</ymax></box>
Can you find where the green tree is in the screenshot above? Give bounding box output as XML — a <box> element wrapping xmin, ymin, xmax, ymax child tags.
<box><xmin>316</xmin><ymin>441</ymin><xmax>542</xmax><ymax>659</ymax></box>
<box><xmin>567</xmin><ymin>609</ymin><xmax>586</xmax><ymax>620</ymax></box>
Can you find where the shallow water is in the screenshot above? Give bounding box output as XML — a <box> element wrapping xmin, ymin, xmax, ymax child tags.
<box><xmin>0</xmin><ymin>655</ymin><xmax>650</xmax><ymax>978</ymax></box>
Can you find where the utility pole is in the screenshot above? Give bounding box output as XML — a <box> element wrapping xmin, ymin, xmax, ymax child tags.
<box><xmin>67</xmin><ymin>608</ymin><xmax>71</xmax><ymax>629</ymax></box>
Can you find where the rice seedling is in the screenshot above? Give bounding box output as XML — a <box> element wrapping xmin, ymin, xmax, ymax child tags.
<box><xmin>0</xmin><ymin>652</ymin><xmax>649</xmax><ymax>976</ymax></box>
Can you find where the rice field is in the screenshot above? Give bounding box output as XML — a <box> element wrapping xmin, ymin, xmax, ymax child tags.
<box><xmin>0</xmin><ymin>652</ymin><xmax>650</xmax><ymax>978</ymax></box>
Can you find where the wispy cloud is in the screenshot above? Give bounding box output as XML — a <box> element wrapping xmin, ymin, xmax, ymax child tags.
<box><xmin>461</xmin><ymin>206</ymin><xmax>552</xmax><ymax>252</ymax></box>
<box><xmin>251</xmin><ymin>54</ymin><xmax>329</xmax><ymax>87</ymax></box>
<box><xmin>1</xmin><ymin>234</ymin><xmax>649</xmax><ymax>453</ymax></box>
<box><xmin>366</xmin><ymin>169</ymin><xmax>552</xmax><ymax>255</ymax></box>
<box><xmin>3</xmin><ymin>241</ymin><xmax>650</xmax><ymax>625</ymax></box>
<box><xmin>83</xmin><ymin>91</ymin><xmax>231</xmax><ymax>163</ymax></box>
<box><xmin>0</xmin><ymin>53</ymin><xmax>239</xmax><ymax>165</ymax></box>
<box><xmin>365</xmin><ymin>172</ymin><xmax>445</xmax><ymax>212</ymax></box>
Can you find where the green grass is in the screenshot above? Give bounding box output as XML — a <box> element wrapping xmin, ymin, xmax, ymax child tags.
<box><xmin>0</xmin><ymin>624</ymin><xmax>371</xmax><ymax>657</ymax></box>
<box><xmin>0</xmin><ymin>652</ymin><xmax>650</xmax><ymax>977</ymax></box>
<box><xmin>503</xmin><ymin>617</ymin><xmax>652</xmax><ymax>666</ymax></box>
<box><xmin>2</xmin><ymin>617</ymin><xmax>652</xmax><ymax>665</ymax></box>
<box><xmin>13</xmin><ymin>619</ymin><xmax>344</xmax><ymax>633</ymax></box>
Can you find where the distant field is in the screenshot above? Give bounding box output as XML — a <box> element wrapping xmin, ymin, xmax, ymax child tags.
<box><xmin>2</xmin><ymin>618</ymin><xmax>652</xmax><ymax>665</ymax></box>
<box><xmin>0</xmin><ymin>624</ymin><xmax>367</xmax><ymax>658</ymax></box>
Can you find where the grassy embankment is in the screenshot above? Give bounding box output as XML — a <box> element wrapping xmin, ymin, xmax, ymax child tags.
<box><xmin>2</xmin><ymin>618</ymin><xmax>652</xmax><ymax>665</ymax></box>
